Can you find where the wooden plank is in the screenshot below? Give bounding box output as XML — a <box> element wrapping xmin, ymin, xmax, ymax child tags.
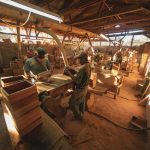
<box><xmin>36</xmin><ymin>74</ymin><xmax>73</xmax><ymax>94</ymax></box>
<box><xmin>16</xmin><ymin>21</ymin><xmax>22</xmax><ymax>58</ymax></box>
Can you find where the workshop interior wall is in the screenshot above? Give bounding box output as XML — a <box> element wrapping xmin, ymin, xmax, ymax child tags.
<box><xmin>0</xmin><ymin>41</ymin><xmax>59</xmax><ymax>69</ymax></box>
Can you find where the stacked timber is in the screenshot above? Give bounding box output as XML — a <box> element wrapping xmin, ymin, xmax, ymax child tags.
<box><xmin>1</xmin><ymin>80</ymin><xmax>42</xmax><ymax>138</ymax></box>
<box><xmin>10</xmin><ymin>59</ymin><xmax>24</xmax><ymax>76</ymax></box>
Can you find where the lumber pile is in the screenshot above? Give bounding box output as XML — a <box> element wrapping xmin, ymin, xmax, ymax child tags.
<box><xmin>10</xmin><ymin>59</ymin><xmax>24</xmax><ymax>76</ymax></box>
<box><xmin>1</xmin><ymin>80</ymin><xmax>41</xmax><ymax>148</ymax></box>
<box><xmin>3</xmin><ymin>59</ymin><xmax>24</xmax><ymax>76</ymax></box>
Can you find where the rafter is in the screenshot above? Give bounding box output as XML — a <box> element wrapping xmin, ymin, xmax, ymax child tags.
<box><xmin>106</xmin><ymin>31</ymin><xmax>150</xmax><ymax>37</ymax></box>
<box><xmin>60</xmin><ymin>0</ymin><xmax>103</xmax><ymax>15</ymax></box>
<box><xmin>96</xmin><ymin>26</ymin><xmax>150</xmax><ymax>34</ymax></box>
<box><xmin>71</xmin><ymin>6</ymin><xmax>145</xmax><ymax>25</ymax></box>
<box><xmin>82</xmin><ymin>16</ymin><xmax>150</xmax><ymax>30</ymax></box>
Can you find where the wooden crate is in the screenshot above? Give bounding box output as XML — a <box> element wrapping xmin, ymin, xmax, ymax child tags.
<box><xmin>1</xmin><ymin>80</ymin><xmax>42</xmax><ymax>137</ymax></box>
<box><xmin>3</xmin><ymin>68</ymin><xmax>13</xmax><ymax>76</ymax></box>
<box><xmin>16</xmin><ymin>59</ymin><xmax>24</xmax><ymax>68</ymax></box>
<box><xmin>10</xmin><ymin>61</ymin><xmax>18</xmax><ymax>69</ymax></box>
<box><xmin>1</xmin><ymin>75</ymin><xmax>25</xmax><ymax>87</ymax></box>
<box><xmin>13</xmin><ymin>69</ymin><xmax>24</xmax><ymax>76</ymax></box>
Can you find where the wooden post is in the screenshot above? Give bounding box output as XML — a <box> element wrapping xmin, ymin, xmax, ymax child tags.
<box><xmin>37</xmin><ymin>27</ymin><xmax>69</xmax><ymax>66</ymax></box>
<box><xmin>16</xmin><ymin>21</ymin><xmax>21</xmax><ymax>58</ymax></box>
<box><xmin>86</xmin><ymin>33</ymin><xmax>92</xmax><ymax>47</ymax></box>
<box><xmin>131</xmin><ymin>34</ymin><xmax>134</xmax><ymax>47</ymax></box>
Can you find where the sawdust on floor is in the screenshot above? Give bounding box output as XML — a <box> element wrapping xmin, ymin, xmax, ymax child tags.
<box><xmin>62</xmin><ymin>67</ymin><xmax>149</xmax><ymax>150</ymax></box>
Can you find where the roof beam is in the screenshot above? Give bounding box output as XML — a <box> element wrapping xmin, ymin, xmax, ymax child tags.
<box><xmin>0</xmin><ymin>4</ymin><xmax>99</xmax><ymax>38</ymax></box>
<box><xmin>106</xmin><ymin>32</ymin><xmax>149</xmax><ymax>37</ymax></box>
<box><xmin>82</xmin><ymin>17</ymin><xmax>150</xmax><ymax>30</ymax></box>
<box><xmin>60</xmin><ymin>0</ymin><xmax>102</xmax><ymax>15</ymax></box>
<box><xmin>97</xmin><ymin>26</ymin><xmax>150</xmax><ymax>34</ymax></box>
<box><xmin>90</xmin><ymin>21</ymin><xmax>150</xmax><ymax>33</ymax></box>
<box><xmin>89</xmin><ymin>20</ymin><xmax>150</xmax><ymax>32</ymax></box>
<box><xmin>71</xmin><ymin>6</ymin><xmax>145</xmax><ymax>25</ymax></box>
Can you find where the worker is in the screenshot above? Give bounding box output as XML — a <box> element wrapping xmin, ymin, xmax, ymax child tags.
<box><xmin>26</xmin><ymin>47</ymin><xmax>36</xmax><ymax>58</ymax></box>
<box><xmin>64</xmin><ymin>52</ymin><xmax>91</xmax><ymax>120</ymax></box>
<box><xmin>24</xmin><ymin>47</ymin><xmax>51</xmax><ymax>78</ymax></box>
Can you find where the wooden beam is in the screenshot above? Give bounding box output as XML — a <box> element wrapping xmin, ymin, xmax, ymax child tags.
<box><xmin>131</xmin><ymin>34</ymin><xmax>134</xmax><ymax>47</ymax></box>
<box><xmin>37</xmin><ymin>27</ymin><xmax>69</xmax><ymax>66</ymax></box>
<box><xmin>85</xmin><ymin>33</ymin><xmax>93</xmax><ymax>47</ymax></box>
<box><xmin>95</xmin><ymin>22</ymin><xmax>150</xmax><ymax>33</ymax></box>
<box><xmin>60</xmin><ymin>0</ymin><xmax>102</xmax><ymax>15</ymax></box>
<box><xmin>0</xmin><ymin>4</ymin><xmax>101</xmax><ymax>38</ymax></box>
<box><xmin>71</xmin><ymin>7</ymin><xmax>145</xmax><ymax>25</ymax></box>
<box><xmin>106</xmin><ymin>31</ymin><xmax>149</xmax><ymax>37</ymax></box>
<box><xmin>0</xmin><ymin>31</ymin><xmax>53</xmax><ymax>39</ymax></box>
<box><xmin>83</xmin><ymin>17</ymin><xmax>150</xmax><ymax>30</ymax></box>
<box><xmin>16</xmin><ymin>21</ymin><xmax>21</xmax><ymax>58</ymax></box>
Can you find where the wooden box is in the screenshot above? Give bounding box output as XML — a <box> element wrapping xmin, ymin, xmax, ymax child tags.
<box><xmin>10</xmin><ymin>61</ymin><xmax>18</xmax><ymax>69</ymax></box>
<box><xmin>13</xmin><ymin>69</ymin><xmax>24</xmax><ymax>76</ymax></box>
<box><xmin>1</xmin><ymin>80</ymin><xmax>42</xmax><ymax>137</ymax></box>
<box><xmin>1</xmin><ymin>75</ymin><xmax>25</xmax><ymax>87</ymax></box>
<box><xmin>3</xmin><ymin>68</ymin><xmax>13</xmax><ymax>76</ymax></box>
<box><xmin>16</xmin><ymin>59</ymin><xmax>24</xmax><ymax>68</ymax></box>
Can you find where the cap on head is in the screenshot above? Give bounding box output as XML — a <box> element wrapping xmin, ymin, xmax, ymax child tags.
<box><xmin>37</xmin><ymin>47</ymin><xmax>46</xmax><ymax>56</ymax></box>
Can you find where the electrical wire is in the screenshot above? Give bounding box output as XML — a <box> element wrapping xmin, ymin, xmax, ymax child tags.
<box><xmin>88</xmin><ymin>110</ymin><xmax>150</xmax><ymax>131</ymax></box>
<box><xmin>0</xmin><ymin>12</ymin><xmax>31</xmax><ymax>27</ymax></box>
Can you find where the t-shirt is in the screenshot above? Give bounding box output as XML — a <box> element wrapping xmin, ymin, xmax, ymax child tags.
<box><xmin>24</xmin><ymin>57</ymin><xmax>51</xmax><ymax>75</ymax></box>
<box><xmin>74</xmin><ymin>63</ymin><xmax>91</xmax><ymax>89</ymax></box>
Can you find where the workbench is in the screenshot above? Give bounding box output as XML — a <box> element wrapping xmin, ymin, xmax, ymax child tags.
<box><xmin>0</xmin><ymin>74</ymin><xmax>73</xmax><ymax>150</ymax></box>
<box><xmin>36</xmin><ymin>74</ymin><xmax>73</xmax><ymax>96</ymax></box>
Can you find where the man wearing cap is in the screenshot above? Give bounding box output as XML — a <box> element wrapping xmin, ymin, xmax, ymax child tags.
<box><xmin>24</xmin><ymin>47</ymin><xmax>51</xmax><ymax>78</ymax></box>
<box><xmin>64</xmin><ymin>52</ymin><xmax>91</xmax><ymax>120</ymax></box>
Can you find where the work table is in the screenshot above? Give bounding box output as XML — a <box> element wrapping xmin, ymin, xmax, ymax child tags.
<box><xmin>36</xmin><ymin>74</ymin><xmax>73</xmax><ymax>96</ymax></box>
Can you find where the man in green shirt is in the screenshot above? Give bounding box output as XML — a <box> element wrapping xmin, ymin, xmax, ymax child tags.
<box><xmin>24</xmin><ymin>47</ymin><xmax>51</xmax><ymax>78</ymax></box>
<box><xmin>64</xmin><ymin>52</ymin><xmax>91</xmax><ymax>120</ymax></box>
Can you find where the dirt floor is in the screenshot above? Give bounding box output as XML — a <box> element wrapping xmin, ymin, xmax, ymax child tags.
<box><xmin>62</xmin><ymin>67</ymin><xmax>149</xmax><ymax>150</ymax></box>
<box><xmin>0</xmin><ymin>67</ymin><xmax>149</xmax><ymax>150</ymax></box>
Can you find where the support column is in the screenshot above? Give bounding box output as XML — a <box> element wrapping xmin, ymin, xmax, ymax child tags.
<box><xmin>16</xmin><ymin>21</ymin><xmax>21</xmax><ymax>58</ymax></box>
<box><xmin>37</xmin><ymin>27</ymin><xmax>69</xmax><ymax>66</ymax></box>
<box><xmin>131</xmin><ymin>34</ymin><xmax>134</xmax><ymax>47</ymax></box>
